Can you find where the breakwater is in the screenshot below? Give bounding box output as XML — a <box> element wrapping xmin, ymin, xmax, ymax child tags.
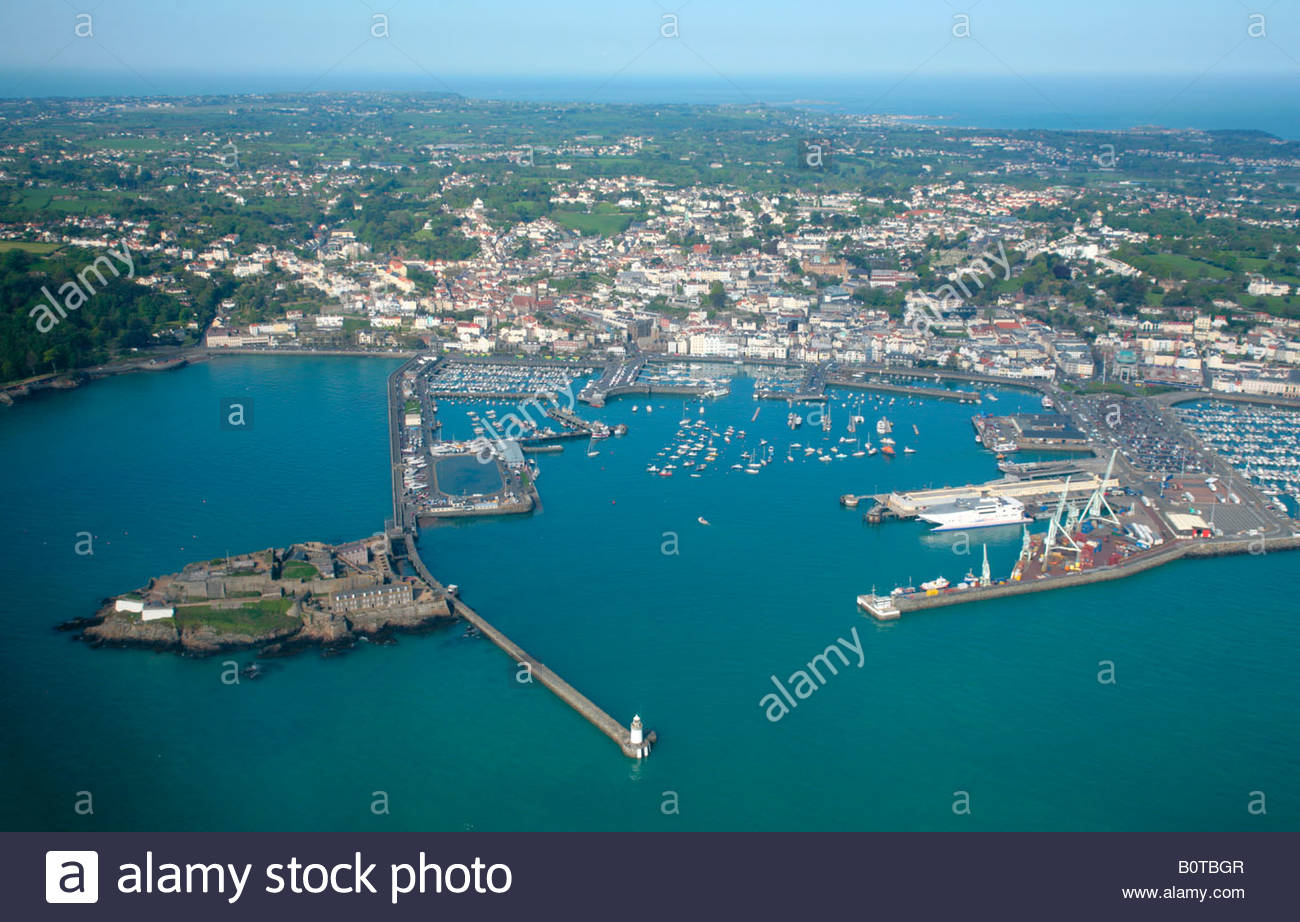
<box><xmin>868</xmin><ymin>534</ymin><xmax>1300</xmax><ymax>617</ymax></box>
<box><xmin>826</xmin><ymin>375</ymin><xmax>980</xmax><ymax>403</ymax></box>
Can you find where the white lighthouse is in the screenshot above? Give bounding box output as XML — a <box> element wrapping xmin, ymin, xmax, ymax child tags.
<box><xmin>629</xmin><ymin>715</ymin><xmax>644</xmax><ymax>746</ymax></box>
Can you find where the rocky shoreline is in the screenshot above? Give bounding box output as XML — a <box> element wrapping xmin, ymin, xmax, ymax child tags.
<box><xmin>67</xmin><ymin>595</ymin><xmax>454</xmax><ymax>657</ymax></box>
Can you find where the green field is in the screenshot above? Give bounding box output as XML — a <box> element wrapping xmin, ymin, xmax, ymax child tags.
<box><xmin>174</xmin><ymin>597</ymin><xmax>298</xmax><ymax>635</ymax></box>
<box><xmin>279</xmin><ymin>560</ymin><xmax>319</xmax><ymax>581</ymax></box>
<box><xmin>0</xmin><ymin>241</ymin><xmax>62</xmax><ymax>254</ymax></box>
<box><xmin>552</xmin><ymin>210</ymin><xmax>634</xmax><ymax>235</ymax></box>
<box><xmin>1123</xmin><ymin>252</ymin><xmax>1226</xmax><ymax>280</ymax></box>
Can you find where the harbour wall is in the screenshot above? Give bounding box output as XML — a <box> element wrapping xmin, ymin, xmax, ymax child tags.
<box><xmin>892</xmin><ymin>534</ymin><xmax>1300</xmax><ymax>613</ymax></box>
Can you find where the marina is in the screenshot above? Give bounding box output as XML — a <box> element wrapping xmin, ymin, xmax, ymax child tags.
<box><xmin>1176</xmin><ymin>401</ymin><xmax>1300</xmax><ymax>514</ymax></box>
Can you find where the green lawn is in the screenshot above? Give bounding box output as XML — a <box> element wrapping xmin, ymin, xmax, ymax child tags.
<box><xmin>279</xmin><ymin>560</ymin><xmax>319</xmax><ymax>581</ymax></box>
<box><xmin>174</xmin><ymin>597</ymin><xmax>298</xmax><ymax>635</ymax></box>
<box><xmin>0</xmin><ymin>241</ymin><xmax>62</xmax><ymax>254</ymax></box>
<box><xmin>552</xmin><ymin>210</ymin><xmax>634</xmax><ymax>235</ymax></box>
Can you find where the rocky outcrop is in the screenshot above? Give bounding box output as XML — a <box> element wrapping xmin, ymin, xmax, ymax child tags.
<box><xmin>83</xmin><ymin>611</ymin><xmax>180</xmax><ymax>649</ymax></box>
<box><xmin>78</xmin><ymin>596</ymin><xmax>454</xmax><ymax>658</ymax></box>
<box><xmin>177</xmin><ymin>621</ymin><xmax>302</xmax><ymax>655</ymax></box>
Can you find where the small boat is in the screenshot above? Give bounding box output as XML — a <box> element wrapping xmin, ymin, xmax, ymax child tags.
<box><xmin>903</xmin><ymin>446</ymin><xmax>916</xmax><ymax>454</ymax></box>
<box><xmin>881</xmin><ymin>444</ymin><xmax>896</xmax><ymax>457</ymax></box>
<box><xmin>698</xmin><ymin>517</ymin><xmax>710</xmax><ymax>525</ymax></box>
<box><xmin>920</xmin><ymin>576</ymin><xmax>949</xmax><ymax>591</ymax></box>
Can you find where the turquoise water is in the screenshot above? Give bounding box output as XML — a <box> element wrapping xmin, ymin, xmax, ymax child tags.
<box><xmin>1</xmin><ymin>356</ymin><xmax>1296</xmax><ymax>830</ymax></box>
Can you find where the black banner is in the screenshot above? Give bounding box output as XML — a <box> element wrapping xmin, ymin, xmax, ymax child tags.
<box><xmin>2</xmin><ymin>832</ymin><xmax>1292</xmax><ymax>920</ymax></box>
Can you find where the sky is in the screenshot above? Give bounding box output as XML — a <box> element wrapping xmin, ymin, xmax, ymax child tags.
<box><xmin>2</xmin><ymin>1</ymin><xmax>1299</xmax><ymax>89</ymax></box>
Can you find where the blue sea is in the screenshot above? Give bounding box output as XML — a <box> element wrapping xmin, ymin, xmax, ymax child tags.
<box><xmin>1</xmin><ymin>356</ymin><xmax>1297</xmax><ymax>830</ymax></box>
<box><xmin>5</xmin><ymin>73</ymin><xmax>1300</xmax><ymax>139</ymax></box>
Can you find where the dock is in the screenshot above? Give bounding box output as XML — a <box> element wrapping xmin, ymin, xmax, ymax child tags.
<box><xmin>388</xmin><ymin>359</ymin><xmax>653</xmax><ymax>759</ymax></box>
<box><xmin>859</xmin><ymin>535</ymin><xmax>1300</xmax><ymax>621</ymax></box>
<box><xmin>857</xmin><ymin>474</ymin><xmax>1118</xmax><ymax>523</ymax></box>
<box><xmin>827</xmin><ymin>373</ymin><xmax>980</xmax><ymax>403</ymax></box>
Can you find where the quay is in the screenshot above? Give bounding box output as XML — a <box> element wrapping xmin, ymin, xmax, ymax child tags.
<box><xmin>827</xmin><ymin>372</ymin><xmax>980</xmax><ymax>403</ymax></box>
<box><xmin>854</xmin><ymin>438</ymin><xmax>1300</xmax><ymax>622</ymax></box>
<box><xmin>850</xmin><ymin>473</ymin><xmax>1118</xmax><ymax>522</ymax></box>
<box><xmin>387</xmin><ymin>359</ymin><xmax>654</xmax><ymax>759</ymax></box>
<box><xmin>858</xmin><ymin>533</ymin><xmax>1300</xmax><ymax>621</ymax></box>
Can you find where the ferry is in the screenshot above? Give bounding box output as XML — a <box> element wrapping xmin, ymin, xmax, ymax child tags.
<box><xmin>917</xmin><ymin>495</ymin><xmax>1029</xmax><ymax>532</ymax></box>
